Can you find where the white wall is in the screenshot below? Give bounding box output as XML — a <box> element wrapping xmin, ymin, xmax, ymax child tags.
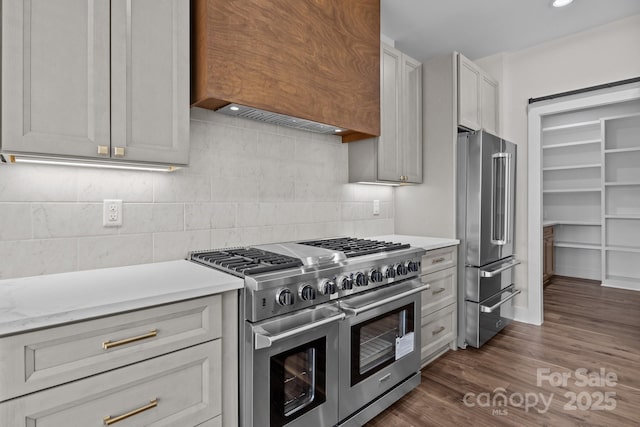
<box><xmin>0</xmin><ymin>109</ymin><xmax>394</xmax><ymax>280</ymax></box>
<box><xmin>476</xmin><ymin>14</ymin><xmax>640</xmax><ymax>315</ymax></box>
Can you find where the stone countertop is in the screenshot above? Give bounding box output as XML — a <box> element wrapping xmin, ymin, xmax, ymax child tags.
<box><xmin>368</xmin><ymin>234</ymin><xmax>460</xmax><ymax>251</ymax></box>
<box><xmin>0</xmin><ymin>260</ymin><xmax>243</xmax><ymax>337</ymax></box>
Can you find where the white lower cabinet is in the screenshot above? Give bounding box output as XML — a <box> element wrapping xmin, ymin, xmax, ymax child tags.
<box><xmin>0</xmin><ymin>293</ymin><xmax>236</xmax><ymax>427</ymax></box>
<box><xmin>419</xmin><ymin>246</ymin><xmax>458</xmax><ymax>366</ymax></box>
<box><xmin>0</xmin><ymin>341</ymin><xmax>221</xmax><ymax>427</ymax></box>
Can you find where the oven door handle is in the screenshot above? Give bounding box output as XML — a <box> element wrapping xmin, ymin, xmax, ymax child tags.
<box><xmin>254</xmin><ymin>312</ymin><xmax>346</xmax><ymax>350</ymax></box>
<box><xmin>480</xmin><ymin>288</ymin><xmax>521</xmax><ymax>313</ymax></box>
<box><xmin>480</xmin><ymin>258</ymin><xmax>520</xmax><ymax>278</ymax></box>
<box><xmin>340</xmin><ymin>283</ymin><xmax>431</xmax><ymax>317</ymax></box>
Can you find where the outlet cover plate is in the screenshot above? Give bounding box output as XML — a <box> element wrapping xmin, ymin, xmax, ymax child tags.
<box><xmin>103</xmin><ymin>199</ymin><xmax>123</xmax><ymax>227</ymax></box>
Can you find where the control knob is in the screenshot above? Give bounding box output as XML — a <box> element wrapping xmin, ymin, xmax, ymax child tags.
<box><xmin>318</xmin><ymin>279</ymin><xmax>337</xmax><ymax>295</ymax></box>
<box><xmin>405</xmin><ymin>260</ymin><xmax>420</xmax><ymax>273</ymax></box>
<box><xmin>337</xmin><ymin>275</ymin><xmax>353</xmax><ymax>290</ymax></box>
<box><xmin>277</xmin><ymin>289</ymin><xmax>294</xmax><ymax>306</ymax></box>
<box><xmin>299</xmin><ymin>284</ymin><xmax>316</xmax><ymax>301</ymax></box>
<box><xmin>395</xmin><ymin>263</ymin><xmax>408</xmax><ymax>276</ymax></box>
<box><xmin>382</xmin><ymin>265</ymin><xmax>396</xmax><ymax>279</ymax></box>
<box><xmin>354</xmin><ymin>272</ymin><xmax>369</xmax><ymax>287</ymax></box>
<box><xmin>369</xmin><ymin>269</ymin><xmax>384</xmax><ymax>283</ymax></box>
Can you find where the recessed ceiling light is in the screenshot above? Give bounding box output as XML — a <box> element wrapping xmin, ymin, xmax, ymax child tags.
<box><xmin>552</xmin><ymin>0</ymin><xmax>573</xmax><ymax>7</ymax></box>
<box><xmin>334</xmin><ymin>129</ymin><xmax>342</xmax><ymax>133</ymax></box>
<box><xmin>230</xmin><ymin>106</ymin><xmax>240</xmax><ymax>111</ymax></box>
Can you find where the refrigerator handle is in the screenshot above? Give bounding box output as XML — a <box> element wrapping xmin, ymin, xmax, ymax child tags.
<box><xmin>490</xmin><ymin>152</ymin><xmax>512</xmax><ymax>245</ymax></box>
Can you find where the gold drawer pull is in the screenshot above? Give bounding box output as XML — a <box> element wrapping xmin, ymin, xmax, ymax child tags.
<box><xmin>432</xmin><ymin>257</ymin><xmax>446</xmax><ymax>264</ymax></box>
<box><xmin>104</xmin><ymin>399</ymin><xmax>158</xmax><ymax>425</ymax></box>
<box><xmin>102</xmin><ymin>330</ymin><xmax>158</xmax><ymax>350</ymax></box>
<box><xmin>432</xmin><ymin>326</ymin><xmax>446</xmax><ymax>336</ymax></box>
<box><xmin>432</xmin><ymin>287</ymin><xmax>446</xmax><ymax>295</ymax></box>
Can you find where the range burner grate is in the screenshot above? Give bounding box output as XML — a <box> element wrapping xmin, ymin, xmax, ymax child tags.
<box><xmin>191</xmin><ymin>248</ymin><xmax>303</xmax><ymax>278</ymax></box>
<box><xmin>299</xmin><ymin>237</ymin><xmax>410</xmax><ymax>258</ymax></box>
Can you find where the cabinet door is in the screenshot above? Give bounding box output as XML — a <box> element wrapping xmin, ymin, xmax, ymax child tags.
<box><xmin>1</xmin><ymin>0</ymin><xmax>111</xmax><ymax>158</ymax></box>
<box><xmin>457</xmin><ymin>54</ymin><xmax>481</xmax><ymax>131</ymax></box>
<box><xmin>481</xmin><ymin>74</ymin><xmax>499</xmax><ymax>136</ymax></box>
<box><xmin>377</xmin><ymin>44</ymin><xmax>402</xmax><ymax>182</ymax></box>
<box><xmin>110</xmin><ymin>0</ymin><xmax>190</xmax><ymax>165</ymax></box>
<box><xmin>401</xmin><ymin>56</ymin><xmax>423</xmax><ymax>184</ymax></box>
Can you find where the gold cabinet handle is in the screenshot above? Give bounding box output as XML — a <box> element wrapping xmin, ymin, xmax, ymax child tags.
<box><xmin>432</xmin><ymin>257</ymin><xmax>446</xmax><ymax>264</ymax></box>
<box><xmin>97</xmin><ymin>145</ymin><xmax>109</xmax><ymax>156</ymax></box>
<box><xmin>432</xmin><ymin>326</ymin><xmax>446</xmax><ymax>336</ymax></box>
<box><xmin>103</xmin><ymin>399</ymin><xmax>158</xmax><ymax>425</ymax></box>
<box><xmin>432</xmin><ymin>287</ymin><xmax>446</xmax><ymax>295</ymax></box>
<box><xmin>102</xmin><ymin>329</ymin><xmax>158</xmax><ymax>350</ymax></box>
<box><xmin>113</xmin><ymin>146</ymin><xmax>126</xmax><ymax>157</ymax></box>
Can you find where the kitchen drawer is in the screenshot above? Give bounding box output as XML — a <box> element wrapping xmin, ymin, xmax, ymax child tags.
<box><xmin>421</xmin><ymin>266</ymin><xmax>456</xmax><ymax>316</ymax></box>
<box><xmin>0</xmin><ymin>295</ymin><xmax>221</xmax><ymax>402</ymax></box>
<box><xmin>420</xmin><ymin>304</ymin><xmax>456</xmax><ymax>364</ymax></box>
<box><xmin>421</xmin><ymin>246</ymin><xmax>457</xmax><ymax>275</ymax></box>
<box><xmin>0</xmin><ymin>340</ymin><xmax>221</xmax><ymax>427</ymax></box>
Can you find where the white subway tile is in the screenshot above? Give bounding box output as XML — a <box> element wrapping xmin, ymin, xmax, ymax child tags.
<box><xmin>0</xmin><ymin>203</ymin><xmax>32</xmax><ymax>240</ymax></box>
<box><xmin>236</xmin><ymin>203</ymin><xmax>277</xmax><ymax>227</ymax></box>
<box><xmin>258</xmin><ymin>179</ymin><xmax>295</xmax><ymax>202</ymax></box>
<box><xmin>184</xmin><ymin>203</ymin><xmax>236</xmax><ymax>230</ymax></box>
<box><xmin>153</xmin><ymin>173</ymin><xmax>210</xmax><ymax>202</ymax></box>
<box><xmin>78</xmin><ymin>234</ymin><xmax>153</xmax><ymax>270</ymax></box>
<box><xmin>0</xmin><ymin>164</ymin><xmax>77</xmax><ymax>202</ymax></box>
<box><xmin>257</xmin><ymin>132</ymin><xmax>295</xmax><ymax>160</ymax></box>
<box><xmin>120</xmin><ymin>203</ymin><xmax>184</xmax><ymax>234</ymax></box>
<box><xmin>211</xmin><ymin>228</ymin><xmax>244</xmax><ymax>248</ymax></box>
<box><xmin>76</xmin><ymin>169</ymin><xmax>154</xmax><ymax>202</ymax></box>
<box><xmin>211</xmin><ymin>177</ymin><xmax>259</xmax><ymax>202</ymax></box>
<box><xmin>32</xmin><ymin>203</ymin><xmax>117</xmax><ymax>238</ymax></box>
<box><xmin>153</xmin><ymin>230</ymin><xmax>210</xmax><ymax>262</ymax></box>
<box><xmin>0</xmin><ymin>238</ymin><xmax>77</xmax><ymax>279</ymax></box>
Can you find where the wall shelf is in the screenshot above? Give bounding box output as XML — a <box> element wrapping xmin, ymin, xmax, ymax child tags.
<box><xmin>541</xmin><ymin>120</ymin><xmax>600</xmax><ymax>133</ymax></box>
<box><xmin>542</xmin><ymin>164</ymin><xmax>601</xmax><ymax>172</ymax></box>
<box><xmin>606</xmin><ymin>246</ymin><xmax>640</xmax><ymax>254</ymax></box>
<box><xmin>543</xmin><ymin>188</ymin><xmax>601</xmax><ymax>193</ymax></box>
<box><xmin>555</xmin><ymin>242</ymin><xmax>601</xmax><ymax>250</ymax></box>
<box><xmin>542</xmin><ymin>139</ymin><xmax>601</xmax><ymax>150</ymax></box>
<box><xmin>605</xmin><ymin>182</ymin><xmax>640</xmax><ymax>187</ymax></box>
<box><xmin>605</xmin><ymin>214</ymin><xmax>640</xmax><ymax>219</ymax></box>
<box><xmin>543</xmin><ymin>220</ymin><xmax>601</xmax><ymax>226</ymax></box>
<box><xmin>604</xmin><ymin>147</ymin><xmax>640</xmax><ymax>154</ymax></box>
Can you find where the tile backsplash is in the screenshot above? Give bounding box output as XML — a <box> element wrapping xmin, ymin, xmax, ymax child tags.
<box><xmin>0</xmin><ymin>108</ymin><xmax>393</xmax><ymax>280</ymax></box>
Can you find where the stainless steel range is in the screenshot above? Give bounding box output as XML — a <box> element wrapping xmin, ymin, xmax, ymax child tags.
<box><xmin>190</xmin><ymin>237</ymin><xmax>427</xmax><ymax>427</ymax></box>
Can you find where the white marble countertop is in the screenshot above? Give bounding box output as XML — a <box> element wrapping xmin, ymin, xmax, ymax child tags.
<box><xmin>368</xmin><ymin>234</ymin><xmax>459</xmax><ymax>251</ymax></box>
<box><xmin>0</xmin><ymin>260</ymin><xmax>243</xmax><ymax>337</ymax></box>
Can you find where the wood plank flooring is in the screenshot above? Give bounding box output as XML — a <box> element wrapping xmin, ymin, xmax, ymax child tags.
<box><xmin>365</xmin><ymin>276</ymin><xmax>640</xmax><ymax>426</ymax></box>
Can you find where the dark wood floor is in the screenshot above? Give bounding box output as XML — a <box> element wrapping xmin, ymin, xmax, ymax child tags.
<box><xmin>365</xmin><ymin>276</ymin><xmax>640</xmax><ymax>426</ymax></box>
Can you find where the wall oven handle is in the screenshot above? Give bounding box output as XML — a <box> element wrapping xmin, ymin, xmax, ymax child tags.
<box><xmin>480</xmin><ymin>259</ymin><xmax>520</xmax><ymax>278</ymax></box>
<box><xmin>254</xmin><ymin>312</ymin><xmax>345</xmax><ymax>350</ymax></box>
<box><xmin>340</xmin><ymin>283</ymin><xmax>431</xmax><ymax>317</ymax></box>
<box><xmin>480</xmin><ymin>288</ymin><xmax>521</xmax><ymax>313</ymax></box>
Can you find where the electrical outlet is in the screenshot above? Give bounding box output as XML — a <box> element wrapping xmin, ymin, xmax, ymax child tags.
<box><xmin>103</xmin><ymin>199</ymin><xmax>123</xmax><ymax>227</ymax></box>
<box><xmin>373</xmin><ymin>199</ymin><xmax>380</xmax><ymax>215</ymax></box>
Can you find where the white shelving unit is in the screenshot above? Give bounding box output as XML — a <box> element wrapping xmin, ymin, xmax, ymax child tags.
<box><xmin>542</xmin><ymin>119</ymin><xmax>603</xmax><ymax>281</ymax></box>
<box><xmin>602</xmin><ymin>113</ymin><xmax>640</xmax><ymax>290</ymax></box>
<box><xmin>543</xmin><ymin>101</ymin><xmax>640</xmax><ymax>288</ymax></box>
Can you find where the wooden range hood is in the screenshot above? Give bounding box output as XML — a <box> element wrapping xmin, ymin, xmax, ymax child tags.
<box><xmin>191</xmin><ymin>0</ymin><xmax>380</xmax><ymax>142</ymax></box>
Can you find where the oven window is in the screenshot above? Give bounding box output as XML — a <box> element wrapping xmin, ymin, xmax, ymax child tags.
<box><xmin>270</xmin><ymin>337</ymin><xmax>326</xmax><ymax>426</ymax></box>
<box><xmin>350</xmin><ymin>303</ymin><xmax>414</xmax><ymax>386</ymax></box>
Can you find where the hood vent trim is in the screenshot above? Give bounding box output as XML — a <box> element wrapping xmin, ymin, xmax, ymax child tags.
<box><xmin>216</xmin><ymin>104</ymin><xmax>344</xmax><ymax>135</ymax></box>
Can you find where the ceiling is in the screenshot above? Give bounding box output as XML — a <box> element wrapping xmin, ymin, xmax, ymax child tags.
<box><xmin>381</xmin><ymin>0</ymin><xmax>640</xmax><ymax>62</ymax></box>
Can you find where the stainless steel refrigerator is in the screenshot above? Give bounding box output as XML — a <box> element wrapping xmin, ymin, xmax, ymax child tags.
<box><xmin>456</xmin><ymin>130</ymin><xmax>520</xmax><ymax>348</ymax></box>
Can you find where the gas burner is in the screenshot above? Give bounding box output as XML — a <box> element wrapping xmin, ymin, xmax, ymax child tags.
<box><xmin>191</xmin><ymin>248</ymin><xmax>303</xmax><ymax>278</ymax></box>
<box><xmin>299</xmin><ymin>237</ymin><xmax>410</xmax><ymax>258</ymax></box>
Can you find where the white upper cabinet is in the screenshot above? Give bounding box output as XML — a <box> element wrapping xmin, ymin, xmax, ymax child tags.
<box><xmin>1</xmin><ymin>0</ymin><xmax>112</xmax><ymax>158</ymax></box>
<box><xmin>110</xmin><ymin>0</ymin><xmax>189</xmax><ymax>165</ymax></box>
<box><xmin>401</xmin><ymin>54</ymin><xmax>423</xmax><ymax>183</ymax></box>
<box><xmin>457</xmin><ymin>53</ymin><xmax>499</xmax><ymax>136</ymax></box>
<box><xmin>350</xmin><ymin>43</ymin><xmax>422</xmax><ymax>185</ymax></box>
<box><xmin>1</xmin><ymin>0</ymin><xmax>189</xmax><ymax>166</ymax></box>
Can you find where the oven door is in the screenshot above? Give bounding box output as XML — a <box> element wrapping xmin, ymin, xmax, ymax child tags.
<box><xmin>337</xmin><ymin>279</ymin><xmax>428</xmax><ymax>421</ymax></box>
<box><xmin>244</xmin><ymin>303</ymin><xmax>344</xmax><ymax>427</ymax></box>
